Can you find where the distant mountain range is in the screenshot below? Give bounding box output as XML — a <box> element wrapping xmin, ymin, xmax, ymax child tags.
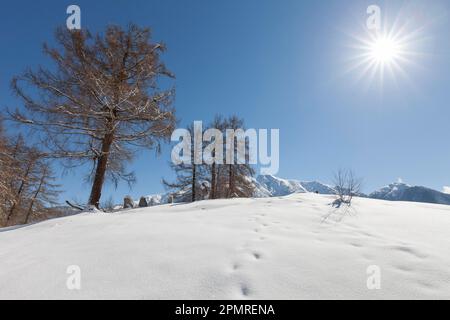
<box><xmin>140</xmin><ymin>175</ymin><xmax>450</xmax><ymax>207</ymax></box>
<box><xmin>369</xmin><ymin>182</ymin><xmax>450</xmax><ymax>206</ymax></box>
<box><xmin>253</xmin><ymin>175</ymin><xmax>334</xmax><ymax>197</ymax></box>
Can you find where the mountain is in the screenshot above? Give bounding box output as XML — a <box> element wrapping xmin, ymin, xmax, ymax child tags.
<box><xmin>135</xmin><ymin>175</ymin><xmax>334</xmax><ymax>207</ymax></box>
<box><xmin>254</xmin><ymin>175</ymin><xmax>307</xmax><ymax>197</ymax></box>
<box><xmin>369</xmin><ymin>182</ymin><xmax>450</xmax><ymax>206</ymax></box>
<box><xmin>144</xmin><ymin>194</ymin><xmax>171</xmax><ymax>206</ymax></box>
<box><xmin>298</xmin><ymin>180</ymin><xmax>336</xmax><ymax>195</ymax></box>
<box><xmin>138</xmin><ymin>177</ymin><xmax>450</xmax><ymax>208</ymax></box>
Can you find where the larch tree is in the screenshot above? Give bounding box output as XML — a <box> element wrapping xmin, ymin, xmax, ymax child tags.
<box><xmin>9</xmin><ymin>25</ymin><xmax>176</xmax><ymax>208</ymax></box>
<box><xmin>163</xmin><ymin>115</ymin><xmax>256</xmax><ymax>203</ymax></box>
<box><xmin>4</xmin><ymin>135</ymin><xmax>37</xmax><ymax>224</ymax></box>
<box><xmin>10</xmin><ymin>136</ymin><xmax>60</xmax><ymax>226</ymax></box>
<box><xmin>187</xmin><ymin>115</ymin><xmax>257</xmax><ymax>200</ymax></box>
<box><xmin>0</xmin><ymin>121</ymin><xmax>16</xmax><ymax>226</ymax></box>
<box><xmin>163</xmin><ymin>124</ymin><xmax>206</xmax><ymax>202</ymax></box>
<box><xmin>0</xmin><ymin>126</ymin><xmax>60</xmax><ymax>227</ymax></box>
<box><xmin>222</xmin><ymin>115</ymin><xmax>255</xmax><ymax>198</ymax></box>
<box><xmin>207</xmin><ymin>115</ymin><xmax>226</xmax><ymax>200</ymax></box>
<box><xmin>22</xmin><ymin>161</ymin><xmax>60</xmax><ymax>224</ymax></box>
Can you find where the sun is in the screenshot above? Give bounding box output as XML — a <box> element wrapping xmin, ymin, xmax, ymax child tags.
<box><xmin>341</xmin><ymin>6</ymin><xmax>432</xmax><ymax>90</ymax></box>
<box><xmin>369</xmin><ymin>36</ymin><xmax>402</xmax><ymax>64</ymax></box>
<box><xmin>344</xmin><ymin>19</ymin><xmax>425</xmax><ymax>89</ymax></box>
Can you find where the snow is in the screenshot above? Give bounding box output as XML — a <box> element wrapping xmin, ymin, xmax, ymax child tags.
<box><xmin>254</xmin><ymin>175</ymin><xmax>307</xmax><ymax>197</ymax></box>
<box><xmin>370</xmin><ymin>182</ymin><xmax>411</xmax><ymax>200</ymax></box>
<box><xmin>370</xmin><ymin>182</ymin><xmax>450</xmax><ymax>206</ymax></box>
<box><xmin>135</xmin><ymin>175</ymin><xmax>316</xmax><ymax>204</ymax></box>
<box><xmin>144</xmin><ymin>194</ymin><xmax>170</xmax><ymax>206</ymax></box>
<box><xmin>1</xmin><ymin>193</ymin><xmax>450</xmax><ymax>299</ymax></box>
<box><xmin>299</xmin><ymin>181</ymin><xmax>336</xmax><ymax>195</ymax></box>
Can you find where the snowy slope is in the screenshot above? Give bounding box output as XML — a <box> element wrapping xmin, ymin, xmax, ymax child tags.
<box><xmin>370</xmin><ymin>182</ymin><xmax>450</xmax><ymax>206</ymax></box>
<box><xmin>1</xmin><ymin>194</ymin><xmax>450</xmax><ymax>299</ymax></box>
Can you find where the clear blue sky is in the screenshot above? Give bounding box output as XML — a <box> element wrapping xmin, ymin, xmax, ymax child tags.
<box><xmin>1</xmin><ymin>0</ymin><xmax>449</xmax><ymax>204</ymax></box>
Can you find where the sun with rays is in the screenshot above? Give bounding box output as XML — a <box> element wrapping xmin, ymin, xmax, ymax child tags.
<box><xmin>368</xmin><ymin>35</ymin><xmax>403</xmax><ymax>64</ymax></box>
<box><xmin>355</xmin><ymin>29</ymin><xmax>411</xmax><ymax>83</ymax></box>
<box><xmin>345</xmin><ymin>12</ymin><xmax>427</xmax><ymax>89</ymax></box>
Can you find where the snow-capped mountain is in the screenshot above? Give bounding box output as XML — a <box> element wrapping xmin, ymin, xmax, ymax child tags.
<box><xmin>298</xmin><ymin>180</ymin><xmax>336</xmax><ymax>195</ymax></box>
<box><xmin>138</xmin><ymin>177</ymin><xmax>450</xmax><ymax>208</ymax></box>
<box><xmin>369</xmin><ymin>182</ymin><xmax>450</xmax><ymax>206</ymax></box>
<box><xmin>137</xmin><ymin>175</ymin><xmax>335</xmax><ymax>207</ymax></box>
<box><xmin>253</xmin><ymin>175</ymin><xmax>335</xmax><ymax>197</ymax></box>
<box><xmin>144</xmin><ymin>194</ymin><xmax>171</xmax><ymax>206</ymax></box>
<box><xmin>254</xmin><ymin>175</ymin><xmax>307</xmax><ymax>197</ymax></box>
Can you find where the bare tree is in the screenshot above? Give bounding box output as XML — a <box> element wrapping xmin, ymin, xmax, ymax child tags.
<box><xmin>332</xmin><ymin>169</ymin><xmax>362</xmax><ymax>207</ymax></box>
<box><xmin>9</xmin><ymin>25</ymin><xmax>176</xmax><ymax>208</ymax></box>
<box><xmin>0</xmin><ymin>122</ymin><xmax>16</xmax><ymax>226</ymax></box>
<box><xmin>164</xmin><ymin>115</ymin><xmax>255</xmax><ymax>202</ymax></box>
<box><xmin>163</xmin><ymin>163</ymin><xmax>207</xmax><ymax>203</ymax></box>
<box><xmin>163</xmin><ymin>125</ymin><xmax>206</xmax><ymax>202</ymax></box>
<box><xmin>222</xmin><ymin>115</ymin><xmax>255</xmax><ymax>198</ymax></box>
<box><xmin>5</xmin><ymin>136</ymin><xmax>40</xmax><ymax>224</ymax></box>
<box><xmin>22</xmin><ymin>161</ymin><xmax>60</xmax><ymax>224</ymax></box>
<box><xmin>0</xmin><ymin>127</ymin><xmax>60</xmax><ymax>227</ymax></box>
<box><xmin>203</xmin><ymin>115</ymin><xmax>255</xmax><ymax>199</ymax></box>
<box><xmin>207</xmin><ymin>115</ymin><xmax>225</xmax><ymax>200</ymax></box>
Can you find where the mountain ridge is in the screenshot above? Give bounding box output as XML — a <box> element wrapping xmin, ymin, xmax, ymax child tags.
<box><xmin>139</xmin><ymin>175</ymin><xmax>450</xmax><ymax>207</ymax></box>
<box><xmin>369</xmin><ymin>182</ymin><xmax>450</xmax><ymax>206</ymax></box>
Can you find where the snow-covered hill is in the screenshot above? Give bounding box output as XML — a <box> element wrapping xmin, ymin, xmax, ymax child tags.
<box><xmin>1</xmin><ymin>194</ymin><xmax>450</xmax><ymax>299</ymax></box>
<box><xmin>370</xmin><ymin>182</ymin><xmax>450</xmax><ymax>206</ymax></box>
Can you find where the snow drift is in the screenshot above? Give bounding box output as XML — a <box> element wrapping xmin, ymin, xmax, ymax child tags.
<box><xmin>1</xmin><ymin>193</ymin><xmax>450</xmax><ymax>299</ymax></box>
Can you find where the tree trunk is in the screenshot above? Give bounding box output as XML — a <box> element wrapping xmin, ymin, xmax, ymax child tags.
<box><xmin>6</xmin><ymin>161</ymin><xmax>33</xmax><ymax>224</ymax></box>
<box><xmin>88</xmin><ymin>133</ymin><xmax>114</xmax><ymax>208</ymax></box>
<box><xmin>24</xmin><ymin>199</ymin><xmax>35</xmax><ymax>224</ymax></box>
<box><xmin>210</xmin><ymin>162</ymin><xmax>216</xmax><ymax>199</ymax></box>
<box><xmin>191</xmin><ymin>164</ymin><xmax>196</xmax><ymax>202</ymax></box>
<box><xmin>228</xmin><ymin>164</ymin><xmax>234</xmax><ymax>198</ymax></box>
<box><xmin>24</xmin><ymin>172</ymin><xmax>45</xmax><ymax>224</ymax></box>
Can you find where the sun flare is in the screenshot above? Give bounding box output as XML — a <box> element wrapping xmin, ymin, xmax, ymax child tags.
<box><xmin>369</xmin><ymin>36</ymin><xmax>402</xmax><ymax>64</ymax></box>
<box><xmin>345</xmin><ymin>19</ymin><xmax>425</xmax><ymax>89</ymax></box>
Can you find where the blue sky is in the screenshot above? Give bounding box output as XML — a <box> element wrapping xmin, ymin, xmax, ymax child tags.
<box><xmin>0</xmin><ymin>0</ymin><xmax>449</xmax><ymax>203</ymax></box>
